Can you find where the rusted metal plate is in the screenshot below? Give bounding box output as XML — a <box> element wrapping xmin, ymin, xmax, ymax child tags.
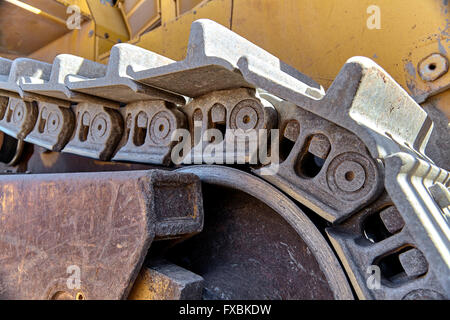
<box><xmin>128</xmin><ymin>259</ymin><xmax>204</xmax><ymax>300</ymax></box>
<box><xmin>0</xmin><ymin>169</ymin><xmax>203</xmax><ymax>299</ymax></box>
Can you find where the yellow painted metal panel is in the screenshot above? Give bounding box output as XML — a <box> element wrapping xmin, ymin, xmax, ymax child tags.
<box><xmin>86</xmin><ymin>0</ymin><xmax>129</xmax><ymax>42</ymax></box>
<box><xmin>231</xmin><ymin>0</ymin><xmax>449</xmax><ymax>96</ymax></box>
<box><xmin>160</xmin><ymin>0</ymin><xmax>178</xmax><ymax>25</ymax></box>
<box><xmin>137</xmin><ymin>0</ymin><xmax>232</xmax><ymax>60</ymax></box>
<box><xmin>28</xmin><ymin>20</ymin><xmax>96</xmax><ymax>62</ymax></box>
<box><xmin>177</xmin><ymin>0</ymin><xmax>204</xmax><ymax>16</ymax></box>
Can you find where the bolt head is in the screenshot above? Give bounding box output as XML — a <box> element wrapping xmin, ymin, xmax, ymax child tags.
<box><xmin>418</xmin><ymin>53</ymin><xmax>449</xmax><ymax>82</ymax></box>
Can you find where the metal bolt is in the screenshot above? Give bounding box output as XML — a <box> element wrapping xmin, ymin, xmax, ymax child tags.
<box><xmin>418</xmin><ymin>53</ymin><xmax>448</xmax><ymax>82</ymax></box>
<box><xmin>309</xmin><ymin>134</ymin><xmax>331</xmax><ymax>159</ymax></box>
<box><xmin>399</xmin><ymin>248</ymin><xmax>428</xmax><ymax>278</ymax></box>
<box><xmin>47</xmin><ymin>112</ymin><xmax>60</xmax><ymax>133</ymax></box>
<box><xmin>379</xmin><ymin>206</ymin><xmax>404</xmax><ymax>234</ymax></box>
<box><xmin>236</xmin><ymin>106</ymin><xmax>258</xmax><ymax>130</ymax></box>
<box><xmin>230</xmin><ymin>100</ymin><xmax>262</xmax><ymax>130</ymax></box>
<box><xmin>334</xmin><ymin>160</ymin><xmax>365</xmax><ymax>192</ymax></box>
<box><xmin>75</xmin><ymin>292</ymin><xmax>85</xmax><ymax>300</ymax></box>
<box><xmin>91</xmin><ymin>114</ymin><xmax>107</xmax><ymax>139</ymax></box>
<box><xmin>283</xmin><ymin>120</ymin><xmax>300</xmax><ymax>142</ymax></box>
<box><xmin>150</xmin><ymin>111</ymin><xmax>171</xmax><ymax>143</ymax></box>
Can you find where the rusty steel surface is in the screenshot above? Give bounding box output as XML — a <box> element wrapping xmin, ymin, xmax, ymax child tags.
<box><xmin>0</xmin><ymin>169</ymin><xmax>203</xmax><ymax>299</ymax></box>
<box><xmin>128</xmin><ymin>259</ymin><xmax>204</xmax><ymax>300</ymax></box>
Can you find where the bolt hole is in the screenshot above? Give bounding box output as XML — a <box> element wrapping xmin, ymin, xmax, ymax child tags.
<box><xmin>279</xmin><ymin>137</ymin><xmax>295</xmax><ymax>162</ymax></box>
<box><xmin>97</xmin><ymin>124</ymin><xmax>102</xmax><ymax>131</ymax></box>
<box><xmin>374</xmin><ymin>246</ymin><xmax>427</xmax><ymax>285</ymax></box>
<box><xmin>363</xmin><ymin>211</ymin><xmax>393</xmax><ymax>243</ymax></box>
<box><xmin>345</xmin><ymin>171</ymin><xmax>355</xmax><ymax>181</ymax></box>
<box><xmin>243</xmin><ymin>115</ymin><xmax>250</xmax><ymax>124</ymax></box>
<box><xmin>213</xmin><ymin>123</ymin><xmax>226</xmax><ymax>141</ymax></box>
<box><xmin>159</xmin><ymin>124</ymin><xmax>164</xmax><ymax>132</ymax></box>
<box><xmin>79</xmin><ymin>125</ymin><xmax>89</xmax><ymax>142</ymax></box>
<box><xmin>296</xmin><ymin>152</ymin><xmax>325</xmax><ymax>178</ymax></box>
<box><xmin>428</xmin><ymin>63</ymin><xmax>436</xmax><ymax>71</ymax></box>
<box><xmin>75</xmin><ymin>292</ymin><xmax>84</xmax><ymax>300</ymax></box>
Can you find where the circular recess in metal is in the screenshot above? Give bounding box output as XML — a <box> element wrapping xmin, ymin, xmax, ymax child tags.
<box><xmin>173</xmin><ymin>165</ymin><xmax>353</xmax><ymax>300</ymax></box>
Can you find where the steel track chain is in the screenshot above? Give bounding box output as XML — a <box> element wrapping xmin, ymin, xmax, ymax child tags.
<box><xmin>0</xmin><ymin>19</ymin><xmax>448</xmax><ymax>300</ymax></box>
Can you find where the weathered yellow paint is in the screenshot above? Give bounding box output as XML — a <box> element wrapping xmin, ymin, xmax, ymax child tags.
<box><xmin>128</xmin><ymin>267</ymin><xmax>177</xmax><ymax>300</ymax></box>
<box><xmin>429</xmin><ymin>90</ymin><xmax>450</xmax><ymax>120</ymax></box>
<box><xmin>132</xmin><ymin>0</ymin><xmax>449</xmax><ymax>100</ymax></box>
<box><xmin>404</xmin><ymin>43</ymin><xmax>450</xmax><ymax>104</ymax></box>
<box><xmin>86</xmin><ymin>0</ymin><xmax>130</xmax><ymax>58</ymax></box>
<box><xmin>177</xmin><ymin>0</ymin><xmax>205</xmax><ymax>16</ymax></box>
<box><xmin>231</xmin><ymin>0</ymin><xmax>449</xmax><ymax>93</ymax></box>
<box><xmin>161</xmin><ymin>0</ymin><xmax>178</xmax><ymax>25</ymax></box>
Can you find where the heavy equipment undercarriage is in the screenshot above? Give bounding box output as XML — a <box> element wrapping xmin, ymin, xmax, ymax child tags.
<box><xmin>0</xmin><ymin>1</ymin><xmax>448</xmax><ymax>301</ymax></box>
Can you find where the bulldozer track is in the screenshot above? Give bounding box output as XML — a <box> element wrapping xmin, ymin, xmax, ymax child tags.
<box><xmin>0</xmin><ymin>19</ymin><xmax>448</xmax><ymax>300</ymax></box>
